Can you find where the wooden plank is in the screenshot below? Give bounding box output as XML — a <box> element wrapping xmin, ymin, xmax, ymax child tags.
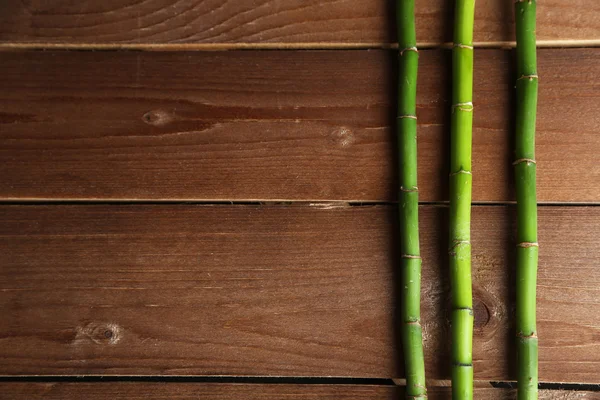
<box><xmin>2</xmin><ymin>382</ymin><xmax>599</xmax><ymax>400</ymax></box>
<box><xmin>0</xmin><ymin>205</ymin><xmax>598</xmax><ymax>382</ymax></box>
<box><xmin>0</xmin><ymin>49</ymin><xmax>598</xmax><ymax>202</ymax></box>
<box><xmin>0</xmin><ymin>1</ymin><xmax>598</xmax><ymax>47</ymax></box>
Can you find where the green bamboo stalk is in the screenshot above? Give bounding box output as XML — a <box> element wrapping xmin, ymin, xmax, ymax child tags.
<box><xmin>396</xmin><ymin>1</ymin><xmax>426</xmax><ymax>399</ymax></box>
<box><xmin>514</xmin><ymin>1</ymin><xmax>539</xmax><ymax>399</ymax></box>
<box><xmin>449</xmin><ymin>1</ymin><xmax>475</xmax><ymax>399</ymax></box>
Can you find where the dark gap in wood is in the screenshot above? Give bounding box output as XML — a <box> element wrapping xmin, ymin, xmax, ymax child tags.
<box><xmin>490</xmin><ymin>381</ymin><xmax>600</xmax><ymax>392</ymax></box>
<box><xmin>0</xmin><ymin>376</ymin><xmax>598</xmax><ymax>392</ymax></box>
<box><xmin>0</xmin><ymin>376</ymin><xmax>394</xmax><ymax>385</ymax></box>
<box><xmin>0</xmin><ymin>200</ymin><xmax>598</xmax><ymax>207</ymax></box>
<box><xmin>0</xmin><ymin>200</ymin><xmax>268</xmax><ymax>206</ymax></box>
<box><xmin>3</xmin><ymin>43</ymin><xmax>600</xmax><ymax>52</ymax></box>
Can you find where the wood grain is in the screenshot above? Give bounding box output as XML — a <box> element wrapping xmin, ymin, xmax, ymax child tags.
<box><xmin>0</xmin><ymin>1</ymin><xmax>598</xmax><ymax>47</ymax></box>
<box><xmin>1</xmin><ymin>205</ymin><xmax>599</xmax><ymax>382</ymax></box>
<box><xmin>0</xmin><ymin>49</ymin><xmax>598</xmax><ymax>202</ymax></box>
<box><xmin>2</xmin><ymin>383</ymin><xmax>599</xmax><ymax>400</ymax></box>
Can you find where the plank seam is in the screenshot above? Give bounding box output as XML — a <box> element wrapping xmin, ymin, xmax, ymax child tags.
<box><xmin>2</xmin><ymin>40</ymin><xmax>600</xmax><ymax>51</ymax></box>
<box><xmin>0</xmin><ymin>200</ymin><xmax>598</xmax><ymax>207</ymax></box>
<box><xmin>0</xmin><ymin>376</ymin><xmax>395</xmax><ymax>385</ymax></box>
<box><xmin>0</xmin><ymin>376</ymin><xmax>598</xmax><ymax>391</ymax></box>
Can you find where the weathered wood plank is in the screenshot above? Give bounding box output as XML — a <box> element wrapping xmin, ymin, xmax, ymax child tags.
<box><xmin>2</xmin><ymin>382</ymin><xmax>599</xmax><ymax>400</ymax></box>
<box><xmin>0</xmin><ymin>205</ymin><xmax>598</xmax><ymax>382</ymax></box>
<box><xmin>0</xmin><ymin>49</ymin><xmax>598</xmax><ymax>202</ymax></box>
<box><xmin>0</xmin><ymin>1</ymin><xmax>598</xmax><ymax>47</ymax></box>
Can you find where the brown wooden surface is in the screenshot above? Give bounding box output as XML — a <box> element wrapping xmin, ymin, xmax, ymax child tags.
<box><xmin>1</xmin><ymin>0</ymin><xmax>598</xmax><ymax>393</ymax></box>
<box><xmin>0</xmin><ymin>1</ymin><xmax>598</xmax><ymax>47</ymax></box>
<box><xmin>1</xmin><ymin>204</ymin><xmax>598</xmax><ymax>382</ymax></box>
<box><xmin>2</xmin><ymin>383</ymin><xmax>599</xmax><ymax>400</ymax></box>
<box><xmin>1</xmin><ymin>49</ymin><xmax>598</xmax><ymax>203</ymax></box>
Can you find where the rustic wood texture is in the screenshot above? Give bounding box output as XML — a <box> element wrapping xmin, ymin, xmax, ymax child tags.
<box><xmin>2</xmin><ymin>383</ymin><xmax>599</xmax><ymax>400</ymax></box>
<box><xmin>1</xmin><ymin>205</ymin><xmax>598</xmax><ymax>382</ymax></box>
<box><xmin>1</xmin><ymin>49</ymin><xmax>598</xmax><ymax>202</ymax></box>
<box><xmin>0</xmin><ymin>1</ymin><xmax>598</xmax><ymax>47</ymax></box>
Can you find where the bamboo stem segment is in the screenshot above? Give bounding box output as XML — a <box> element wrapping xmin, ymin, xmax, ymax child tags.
<box><xmin>450</xmin><ymin>1</ymin><xmax>475</xmax><ymax>399</ymax></box>
<box><xmin>515</xmin><ymin>1</ymin><xmax>539</xmax><ymax>399</ymax></box>
<box><xmin>396</xmin><ymin>1</ymin><xmax>427</xmax><ymax>399</ymax></box>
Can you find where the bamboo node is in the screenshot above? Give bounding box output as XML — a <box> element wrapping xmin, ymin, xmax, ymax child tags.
<box><xmin>452</xmin><ymin>362</ymin><xmax>473</xmax><ymax>367</ymax></box>
<box><xmin>402</xmin><ymin>254</ymin><xmax>422</xmax><ymax>259</ymax></box>
<box><xmin>517</xmin><ymin>242</ymin><xmax>539</xmax><ymax>248</ymax></box>
<box><xmin>405</xmin><ymin>320</ymin><xmax>422</xmax><ymax>327</ymax></box>
<box><xmin>448</xmin><ymin>240</ymin><xmax>470</xmax><ymax>256</ymax></box>
<box><xmin>517</xmin><ymin>74</ymin><xmax>539</xmax><ymax>81</ymax></box>
<box><xmin>400</xmin><ymin>186</ymin><xmax>419</xmax><ymax>192</ymax></box>
<box><xmin>400</xmin><ymin>46</ymin><xmax>419</xmax><ymax>56</ymax></box>
<box><xmin>455</xmin><ymin>307</ymin><xmax>474</xmax><ymax>316</ymax></box>
<box><xmin>517</xmin><ymin>331</ymin><xmax>538</xmax><ymax>339</ymax></box>
<box><xmin>513</xmin><ymin>158</ymin><xmax>536</xmax><ymax>165</ymax></box>
<box><xmin>453</xmin><ymin>43</ymin><xmax>474</xmax><ymax>50</ymax></box>
<box><xmin>406</xmin><ymin>396</ymin><xmax>428</xmax><ymax>400</ymax></box>
<box><xmin>451</xmin><ymin>102</ymin><xmax>474</xmax><ymax>113</ymax></box>
<box><xmin>397</xmin><ymin>115</ymin><xmax>418</xmax><ymax>120</ymax></box>
<box><xmin>449</xmin><ymin>169</ymin><xmax>472</xmax><ymax>177</ymax></box>
<box><xmin>449</xmin><ymin>240</ymin><xmax>471</xmax><ymax>252</ymax></box>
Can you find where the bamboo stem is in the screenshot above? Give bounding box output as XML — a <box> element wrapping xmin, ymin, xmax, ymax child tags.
<box><xmin>450</xmin><ymin>1</ymin><xmax>475</xmax><ymax>399</ymax></box>
<box><xmin>396</xmin><ymin>1</ymin><xmax>426</xmax><ymax>399</ymax></box>
<box><xmin>515</xmin><ymin>1</ymin><xmax>539</xmax><ymax>399</ymax></box>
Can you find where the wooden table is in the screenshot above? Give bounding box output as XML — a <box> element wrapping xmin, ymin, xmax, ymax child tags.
<box><xmin>1</xmin><ymin>1</ymin><xmax>599</xmax><ymax>398</ymax></box>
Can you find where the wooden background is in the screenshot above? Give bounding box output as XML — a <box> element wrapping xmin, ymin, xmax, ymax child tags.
<box><xmin>1</xmin><ymin>1</ymin><xmax>599</xmax><ymax>399</ymax></box>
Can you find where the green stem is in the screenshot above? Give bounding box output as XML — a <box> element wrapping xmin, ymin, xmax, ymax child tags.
<box><xmin>515</xmin><ymin>1</ymin><xmax>539</xmax><ymax>399</ymax></box>
<box><xmin>450</xmin><ymin>1</ymin><xmax>475</xmax><ymax>399</ymax></box>
<box><xmin>397</xmin><ymin>1</ymin><xmax>426</xmax><ymax>399</ymax></box>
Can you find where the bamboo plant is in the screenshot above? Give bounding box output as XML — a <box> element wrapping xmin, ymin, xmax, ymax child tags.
<box><xmin>449</xmin><ymin>1</ymin><xmax>475</xmax><ymax>399</ymax></box>
<box><xmin>514</xmin><ymin>1</ymin><xmax>539</xmax><ymax>399</ymax></box>
<box><xmin>396</xmin><ymin>1</ymin><xmax>427</xmax><ymax>399</ymax></box>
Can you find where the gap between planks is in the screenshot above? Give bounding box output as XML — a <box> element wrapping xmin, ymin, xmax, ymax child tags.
<box><xmin>0</xmin><ymin>376</ymin><xmax>598</xmax><ymax>392</ymax></box>
<box><xmin>2</xmin><ymin>40</ymin><xmax>600</xmax><ymax>52</ymax></box>
<box><xmin>1</xmin><ymin>382</ymin><xmax>599</xmax><ymax>400</ymax></box>
<box><xmin>0</xmin><ymin>200</ymin><xmax>598</xmax><ymax>207</ymax></box>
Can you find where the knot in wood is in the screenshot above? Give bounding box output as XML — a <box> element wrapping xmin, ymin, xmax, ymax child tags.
<box><xmin>142</xmin><ymin>109</ymin><xmax>173</xmax><ymax>126</ymax></box>
<box><xmin>473</xmin><ymin>297</ymin><xmax>491</xmax><ymax>329</ymax></box>
<box><xmin>75</xmin><ymin>322</ymin><xmax>122</xmax><ymax>345</ymax></box>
